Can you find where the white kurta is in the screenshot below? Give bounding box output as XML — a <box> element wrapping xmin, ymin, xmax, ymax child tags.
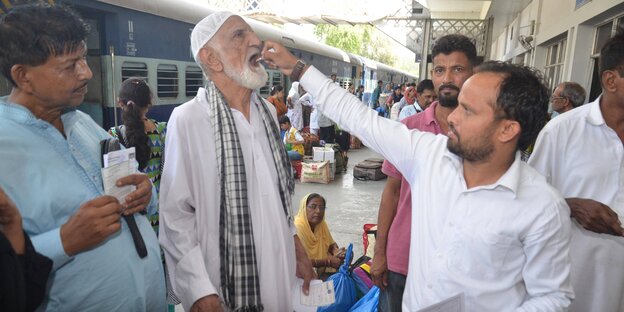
<box><xmin>159</xmin><ymin>89</ymin><xmax>296</xmax><ymax>312</ymax></box>
<box><xmin>300</xmin><ymin>66</ymin><xmax>573</xmax><ymax>311</ymax></box>
<box><xmin>529</xmin><ymin>96</ymin><xmax>624</xmax><ymax>312</ymax></box>
<box><xmin>287</xmin><ymin>98</ymin><xmax>303</xmax><ymax>130</ymax></box>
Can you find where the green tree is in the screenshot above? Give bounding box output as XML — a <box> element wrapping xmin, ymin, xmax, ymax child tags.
<box><xmin>314</xmin><ymin>24</ymin><xmax>396</xmax><ymax>66</ymax></box>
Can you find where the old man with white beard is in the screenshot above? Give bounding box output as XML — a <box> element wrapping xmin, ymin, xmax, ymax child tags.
<box><xmin>159</xmin><ymin>12</ymin><xmax>315</xmax><ymax>312</ymax></box>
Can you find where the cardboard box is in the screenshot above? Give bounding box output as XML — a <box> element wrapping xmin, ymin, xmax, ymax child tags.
<box><xmin>313</xmin><ymin>147</ymin><xmax>335</xmax><ymax>163</ymax></box>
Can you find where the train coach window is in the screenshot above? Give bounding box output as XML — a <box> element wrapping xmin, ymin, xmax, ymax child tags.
<box><xmin>121</xmin><ymin>62</ymin><xmax>148</xmax><ymax>82</ymax></box>
<box><xmin>157</xmin><ymin>64</ymin><xmax>179</xmax><ymax>98</ymax></box>
<box><xmin>270</xmin><ymin>70</ymin><xmax>282</xmax><ymax>87</ymax></box>
<box><xmin>185</xmin><ymin>66</ymin><xmax>203</xmax><ymax>97</ymax></box>
<box><xmin>259</xmin><ymin>70</ymin><xmax>282</xmax><ymax>98</ymax></box>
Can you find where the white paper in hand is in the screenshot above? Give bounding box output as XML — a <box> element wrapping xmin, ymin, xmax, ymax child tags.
<box><xmin>103</xmin><ymin>147</ymin><xmax>137</xmax><ymax>169</ymax></box>
<box><xmin>101</xmin><ymin>147</ymin><xmax>137</xmax><ymax>202</ymax></box>
<box><xmin>292</xmin><ymin>279</ymin><xmax>335</xmax><ymax>311</ymax></box>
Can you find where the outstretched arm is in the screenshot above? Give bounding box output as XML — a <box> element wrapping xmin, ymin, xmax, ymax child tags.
<box><xmin>261</xmin><ymin>41</ymin><xmax>438</xmax><ymax>180</ymax></box>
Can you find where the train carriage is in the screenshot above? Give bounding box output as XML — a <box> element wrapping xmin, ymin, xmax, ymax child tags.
<box><xmin>0</xmin><ymin>0</ymin><xmax>418</xmax><ymax>129</ymax></box>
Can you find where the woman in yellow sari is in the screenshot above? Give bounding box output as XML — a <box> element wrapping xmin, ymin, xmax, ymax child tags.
<box><xmin>295</xmin><ymin>193</ymin><xmax>346</xmax><ymax>280</ymax></box>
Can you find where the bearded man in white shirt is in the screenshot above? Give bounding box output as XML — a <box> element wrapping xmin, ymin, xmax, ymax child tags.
<box><xmin>158</xmin><ymin>12</ymin><xmax>314</xmax><ymax>312</ymax></box>
<box><xmin>262</xmin><ymin>43</ymin><xmax>573</xmax><ymax>311</ymax></box>
<box><xmin>529</xmin><ymin>30</ymin><xmax>624</xmax><ymax>312</ymax></box>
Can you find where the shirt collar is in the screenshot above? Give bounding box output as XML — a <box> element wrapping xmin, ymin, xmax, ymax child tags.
<box><xmin>414</xmin><ymin>101</ymin><xmax>423</xmax><ymax>112</ymax></box>
<box><xmin>442</xmin><ymin>148</ymin><xmax>522</xmax><ymax>197</ymax></box>
<box><xmin>423</xmin><ymin>101</ymin><xmax>440</xmax><ymax>126</ymax></box>
<box><xmin>586</xmin><ymin>95</ymin><xmax>605</xmax><ymax>126</ymax></box>
<box><xmin>0</xmin><ymin>96</ymin><xmax>37</xmax><ymax>123</ymax></box>
<box><xmin>0</xmin><ymin>96</ymin><xmax>77</xmax><ymax>127</ymax></box>
<box><xmin>492</xmin><ymin>152</ymin><xmax>522</xmax><ymax>197</ymax></box>
<box><xmin>250</xmin><ymin>91</ymin><xmax>262</xmax><ymax>106</ymax></box>
<box><xmin>197</xmin><ymin>87</ymin><xmax>260</xmax><ymax>110</ymax></box>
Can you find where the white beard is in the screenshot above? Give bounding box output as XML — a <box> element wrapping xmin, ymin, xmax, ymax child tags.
<box><xmin>222</xmin><ymin>58</ymin><xmax>268</xmax><ymax>90</ymax></box>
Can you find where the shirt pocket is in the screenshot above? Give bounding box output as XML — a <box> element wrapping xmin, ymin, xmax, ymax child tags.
<box><xmin>446</xmin><ymin>229</ymin><xmax>516</xmax><ymax>280</ymax></box>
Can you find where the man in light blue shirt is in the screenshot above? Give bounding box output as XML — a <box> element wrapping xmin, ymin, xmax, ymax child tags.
<box><xmin>0</xmin><ymin>4</ymin><xmax>165</xmax><ymax>311</ymax></box>
<box><xmin>399</xmin><ymin>80</ymin><xmax>436</xmax><ymax>120</ymax></box>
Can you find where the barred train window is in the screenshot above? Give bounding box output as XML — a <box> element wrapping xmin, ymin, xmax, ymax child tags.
<box><xmin>259</xmin><ymin>70</ymin><xmax>281</xmax><ymax>98</ymax></box>
<box><xmin>157</xmin><ymin>64</ymin><xmax>178</xmax><ymax>98</ymax></box>
<box><xmin>121</xmin><ymin>62</ymin><xmax>148</xmax><ymax>82</ymax></box>
<box><xmin>185</xmin><ymin>66</ymin><xmax>203</xmax><ymax>97</ymax></box>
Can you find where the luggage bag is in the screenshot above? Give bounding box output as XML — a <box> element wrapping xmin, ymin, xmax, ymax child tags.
<box><xmin>353</xmin><ymin>159</ymin><xmax>386</xmax><ymax>181</ymax></box>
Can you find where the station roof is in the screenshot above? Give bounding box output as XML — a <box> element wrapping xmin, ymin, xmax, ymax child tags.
<box><xmin>244</xmin><ymin>0</ymin><xmax>531</xmax><ymax>36</ymax></box>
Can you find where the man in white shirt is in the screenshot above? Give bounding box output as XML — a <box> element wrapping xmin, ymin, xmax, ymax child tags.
<box><xmin>550</xmin><ymin>81</ymin><xmax>586</xmax><ymax>115</ymax></box>
<box><xmin>373</xmin><ymin>35</ymin><xmax>475</xmax><ymax>312</ymax></box>
<box><xmin>262</xmin><ymin>42</ymin><xmax>573</xmax><ymax>311</ymax></box>
<box><xmin>529</xmin><ymin>30</ymin><xmax>624</xmax><ymax>312</ymax></box>
<box><xmin>159</xmin><ymin>12</ymin><xmax>314</xmax><ymax>312</ymax></box>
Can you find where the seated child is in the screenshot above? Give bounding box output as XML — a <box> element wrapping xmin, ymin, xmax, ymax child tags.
<box><xmin>279</xmin><ymin>115</ymin><xmax>304</xmax><ymax>161</ymax></box>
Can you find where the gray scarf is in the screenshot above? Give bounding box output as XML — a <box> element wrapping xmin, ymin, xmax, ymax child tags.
<box><xmin>205</xmin><ymin>81</ymin><xmax>294</xmax><ymax>311</ymax></box>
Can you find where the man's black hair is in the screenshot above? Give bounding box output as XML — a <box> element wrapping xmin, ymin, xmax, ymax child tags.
<box><xmin>599</xmin><ymin>27</ymin><xmax>624</xmax><ymax>79</ymax></box>
<box><xmin>278</xmin><ymin>115</ymin><xmax>291</xmax><ymax>125</ymax></box>
<box><xmin>416</xmin><ymin>79</ymin><xmax>434</xmax><ymax>94</ymax></box>
<box><xmin>0</xmin><ymin>3</ymin><xmax>89</xmax><ymax>86</ymax></box>
<box><xmin>475</xmin><ymin>61</ymin><xmax>549</xmax><ymax>151</ymax></box>
<box><xmin>432</xmin><ymin>34</ymin><xmax>478</xmax><ymax>66</ymax></box>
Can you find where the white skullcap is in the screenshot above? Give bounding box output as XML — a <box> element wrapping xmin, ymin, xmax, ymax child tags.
<box><xmin>190</xmin><ymin>11</ymin><xmax>235</xmax><ymax>64</ymax></box>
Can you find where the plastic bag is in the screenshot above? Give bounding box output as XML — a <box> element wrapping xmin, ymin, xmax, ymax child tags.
<box><xmin>349</xmin><ymin>255</ymin><xmax>372</xmax><ymax>299</ymax></box>
<box><xmin>318</xmin><ymin>244</ymin><xmax>357</xmax><ymax>312</ymax></box>
<box><xmin>352</xmin><ymin>266</ymin><xmax>373</xmax><ymax>298</ymax></box>
<box><xmin>347</xmin><ymin>286</ymin><xmax>380</xmax><ymax>312</ymax></box>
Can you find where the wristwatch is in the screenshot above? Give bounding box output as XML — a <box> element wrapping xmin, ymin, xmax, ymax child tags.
<box><xmin>290</xmin><ymin>59</ymin><xmax>306</xmax><ymax>82</ymax></box>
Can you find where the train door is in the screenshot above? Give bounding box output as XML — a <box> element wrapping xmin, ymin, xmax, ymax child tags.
<box><xmin>0</xmin><ymin>3</ymin><xmax>107</xmax><ymax>127</ymax></box>
<box><xmin>0</xmin><ymin>75</ymin><xmax>10</xmax><ymax>98</ymax></box>
<box><xmin>0</xmin><ymin>3</ymin><xmax>15</xmax><ymax>96</ymax></box>
<box><xmin>76</xmin><ymin>11</ymin><xmax>107</xmax><ymax>127</ymax></box>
